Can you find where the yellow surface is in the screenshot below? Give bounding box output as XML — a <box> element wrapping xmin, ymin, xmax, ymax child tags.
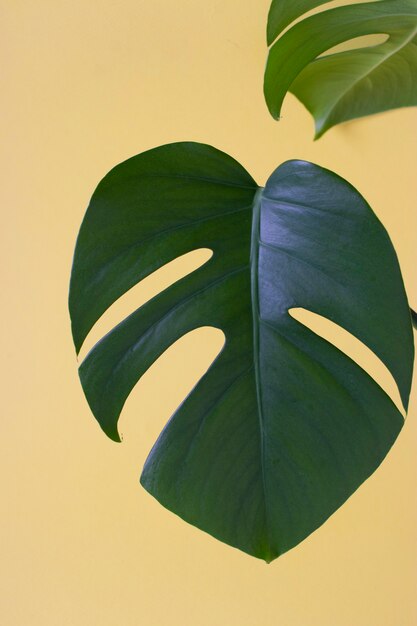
<box><xmin>2</xmin><ymin>1</ymin><xmax>417</xmax><ymax>624</ymax></box>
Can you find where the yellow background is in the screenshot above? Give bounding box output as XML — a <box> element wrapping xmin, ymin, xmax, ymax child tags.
<box><xmin>2</xmin><ymin>1</ymin><xmax>417</xmax><ymax>624</ymax></box>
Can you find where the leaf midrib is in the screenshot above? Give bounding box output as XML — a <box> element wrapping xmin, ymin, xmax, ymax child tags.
<box><xmin>250</xmin><ymin>188</ymin><xmax>274</xmax><ymax>558</ymax></box>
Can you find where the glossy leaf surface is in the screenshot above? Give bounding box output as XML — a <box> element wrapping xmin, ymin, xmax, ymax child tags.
<box><xmin>70</xmin><ymin>142</ymin><xmax>414</xmax><ymax>561</ymax></box>
<box><xmin>265</xmin><ymin>0</ymin><xmax>417</xmax><ymax>138</ymax></box>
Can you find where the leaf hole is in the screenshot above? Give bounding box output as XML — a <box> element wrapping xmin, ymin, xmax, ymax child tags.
<box><xmin>116</xmin><ymin>327</ymin><xmax>225</xmax><ymax>445</ymax></box>
<box><xmin>289</xmin><ymin>307</ymin><xmax>404</xmax><ymax>416</ymax></box>
<box><xmin>322</xmin><ymin>33</ymin><xmax>389</xmax><ymax>57</ymax></box>
<box><xmin>78</xmin><ymin>248</ymin><xmax>213</xmax><ymax>362</ymax></box>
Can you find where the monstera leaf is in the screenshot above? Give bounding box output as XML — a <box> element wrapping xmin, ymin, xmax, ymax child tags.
<box><xmin>70</xmin><ymin>142</ymin><xmax>414</xmax><ymax>561</ymax></box>
<box><xmin>265</xmin><ymin>0</ymin><xmax>417</xmax><ymax>138</ymax></box>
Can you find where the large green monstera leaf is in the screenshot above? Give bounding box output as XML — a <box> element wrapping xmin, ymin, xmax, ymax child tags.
<box><xmin>70</xmin><ymin>142</ymin><xmax>414</xmax><ymax>561</ymax></box>
<box><xmin>265</xmin><ymin>0</ymin><xmax>417</xmax><ymax>138</ymax></box>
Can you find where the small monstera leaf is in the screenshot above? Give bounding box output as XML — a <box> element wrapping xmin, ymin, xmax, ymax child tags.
<box><xmin>265</xmin><ymin>0</ymin><xmax>417</xmax><ymax>138</ymax></box>
<box><xmin>70</xmin><ymin>142</ymin><xmax>414</xmax><ymax>561</ymax></box>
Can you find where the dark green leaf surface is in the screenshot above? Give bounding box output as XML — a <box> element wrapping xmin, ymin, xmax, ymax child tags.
<box><xmin>265</xmin><ymin>0</ymin><xmax>417</xmax><ymax>138</ymax></box>
<box><xmin>70</xmin><ymin>142</ymin><xmax>414</xmax><ymax>561</ymax></box>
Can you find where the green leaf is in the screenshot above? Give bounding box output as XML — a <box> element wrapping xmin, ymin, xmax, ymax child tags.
<box><xmin>265</xmin><ymin>0</ymin><xmax>417</xmax><ymax>138</ymax></box>
<box><xmin>69</xmin><ymin>142</ymin><xmax>414</xmax><ymax>561</ymax></box>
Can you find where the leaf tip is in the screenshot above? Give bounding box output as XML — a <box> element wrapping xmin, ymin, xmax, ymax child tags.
<box><xmin>104</xmin><ymin>427</ymin><xmax>122</xmax><ymax>443</ymax></box>
<box><xmin>313</xmin><ymin>126</ymin><xmax>326</xmax><ymax>141</ymax></box>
